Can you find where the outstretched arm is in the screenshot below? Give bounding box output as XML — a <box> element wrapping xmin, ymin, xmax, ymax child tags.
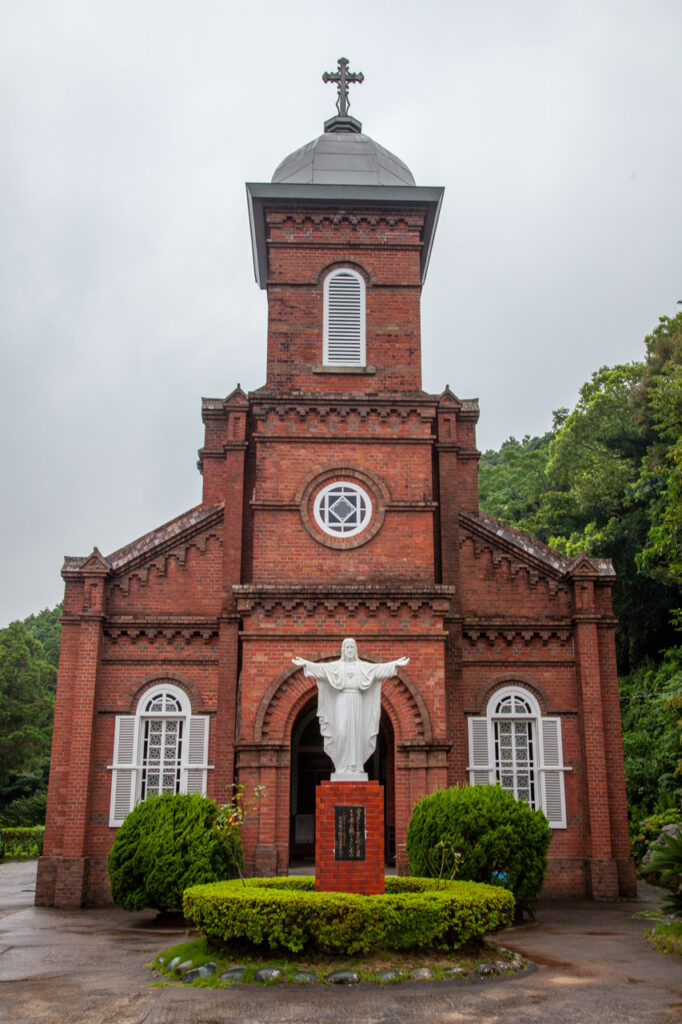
<box><xmin>292</xmin><ymin>657</ymin><xmax>330</xmax><ymax>681</ymax></box>
<box><xmin>366</xmin><ymin>656</ymin><xmax>409</xmax><ymax>683</ymax></box>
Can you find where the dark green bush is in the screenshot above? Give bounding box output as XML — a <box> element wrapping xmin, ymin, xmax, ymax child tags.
<box><xmin>0</xmin><ymin>825</ymin><xmax>44</xmax><ymax>860</ymax></box>
<box><xmin>183</xmin><ymin>875</ymin><xmax>514</xmax><ymax>955</ymax></box>
<box><xmin>108</xmin><ymin>794</ymin><xmax>241</xmax><ymax>913</ymax></box>
<box><xmin>406</xmin><ymin>785</ymin><xmax>550</xmax><ymax>914</ymax></box>
<box><xmin>0</xmin><ymin>791</ymin><xmax>47</xmax><ymax>827</ymax></box>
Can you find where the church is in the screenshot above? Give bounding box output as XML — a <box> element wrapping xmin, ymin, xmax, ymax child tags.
<box><xmin>36</xmin><ymin>61</ymin><xmax>636</xmax><ymax>908</ymax></box>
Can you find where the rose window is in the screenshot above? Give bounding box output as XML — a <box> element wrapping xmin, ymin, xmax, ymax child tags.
<box><xmin>313</xmin><ymin>481</ymin><xmax>372</xmax><ymax>538</ymax></box>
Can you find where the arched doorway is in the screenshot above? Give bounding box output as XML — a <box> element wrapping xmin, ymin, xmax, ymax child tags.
<box><xmin>289</xmin><ymin>700</ymin><xmax>395</xmax><ymax>865</ymax></box>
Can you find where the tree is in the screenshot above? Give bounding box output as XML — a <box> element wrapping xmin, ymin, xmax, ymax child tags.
<box><xmin>478</xmin><ymin>424</ymin><xmax>558</xmax><ymax>537</ymax></box>
<box><xmin>636</xmin><ymin>313</ymin><xmax>682</xmax><ymax>617</ymax></box>
<box><xmin>619</xmin><ymin>649</ymin><xmax>682</xmax><ymax>815</ymax></box>
<box><xmin>22</xmin><ymin>604</ymin><xmax>62</xmax><ymax>676</ymax></box>
<box><xmin>0</xmin><ymin>622</ymin><xmax>54</xmax><ymax>821</ymax></box>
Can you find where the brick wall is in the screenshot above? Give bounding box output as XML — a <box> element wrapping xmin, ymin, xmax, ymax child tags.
<box><xmin>38</xmin><ymin>183</ymin><xmax>634</xmax><ymax>907</ymax></box>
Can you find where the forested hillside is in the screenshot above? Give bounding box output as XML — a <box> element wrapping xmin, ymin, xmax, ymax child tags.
<box><xmin>480</xmin><ymin>311</ymin><xmax>682</xmax><ymax>817</ymax></box>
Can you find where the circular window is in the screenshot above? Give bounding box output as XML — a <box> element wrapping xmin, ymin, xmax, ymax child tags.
<box><xmin>299</xmin><ymin>467</ymin><xmax>388</xmax><ymax>550</ymax></box>
<box><xmin>313</xmin><ymin>481</ymin><xmax>372</xmax><ymax>538</ymax></box>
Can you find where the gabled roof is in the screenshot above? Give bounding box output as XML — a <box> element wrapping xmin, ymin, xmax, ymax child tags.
<box><xmin>461</xmin><ymin>510</ymin><xmax>615</xmax><ymax>578</ymax></box>
<box><xmin>62</xmin><ymin>503</ymin><xmax>224</xmax><ymax>577</ymax></box>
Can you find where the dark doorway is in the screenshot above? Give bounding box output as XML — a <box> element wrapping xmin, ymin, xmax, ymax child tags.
<box><xmin>289</xmin><ymin>701</ymin><xmax>395</xmax><ymax>865</ymax></box>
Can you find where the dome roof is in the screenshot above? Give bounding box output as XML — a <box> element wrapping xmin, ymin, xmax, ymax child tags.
<box><xmin>272</xmin><ymin>129</ymin><xmax>415</xmax><ymax>187</ymax></box>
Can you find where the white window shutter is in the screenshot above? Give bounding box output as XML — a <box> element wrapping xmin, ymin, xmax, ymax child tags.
<box><xmin>184</xmin><ymin>715</ymin><xmax>209</xmax><ymax>795</ymax></box>
<box><xmin>109</xmin><ymin>716</ymin><xmax>137</xmax><ymax>827</ymax></box>
<box><xmin>324</xmin><ymin>270</ymin><xmax>365</xmax><ymax>366</ymax></box>
<box><xmin>540</xmin><ymin>717</ymin><xmax>567</xmax><ymax>829</ymax></box>
<box><xmin>467</xmin><ymin>717</ymin><xmax>494</xmax><ymax>786</ymax></box>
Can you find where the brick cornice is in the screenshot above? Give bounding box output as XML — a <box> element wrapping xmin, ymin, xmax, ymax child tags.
<box><xmin>233</xmin><ymin>584</ymin><xmax>455</xmax><ymax>618</ymax></box>
<box><xmin>253</xmin><ymin>434</ymin><xmax>434</xmax><ymax>446</ymax></box>
<box><xmin>103</xmin><ymin>615</ymin><xmax>219</xmax><ymax>645</ymax></box>
<box><xmin>250</xmin><ymin>396</ymin><xmax>438</xmax><ymax>419</ymax></box>
<box><xmin>462</xmin><ymin>619</ymin><xmax>574</xmax><ymax>645</ymax></box>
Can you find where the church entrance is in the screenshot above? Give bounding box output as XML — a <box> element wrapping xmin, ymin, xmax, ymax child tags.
<box><xmin>289</xmin><ymin>700</ymin><xmax>395</xmax><ymax>865</ymax></box>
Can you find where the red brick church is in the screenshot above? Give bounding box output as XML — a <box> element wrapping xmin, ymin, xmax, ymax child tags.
<box><xmin>37</xmin><ymin>62</ymin><xmax>636</xmax><ymax>908</ymax></box>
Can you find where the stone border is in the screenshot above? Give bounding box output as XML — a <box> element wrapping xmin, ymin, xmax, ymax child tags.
<box><xmin>154</xmin><ymin>946</ymin><xmax>535</xmax><ymax>987</ymax></box>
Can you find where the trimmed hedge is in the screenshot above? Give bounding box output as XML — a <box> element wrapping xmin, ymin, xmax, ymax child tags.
<box><xmin>108</xmin><ymin>794</ymin><xmax>241</xmax><ymax>913</ymax></box>
<box><xmin>406</xmin><ymin>785</ymin><xmax>550</xmax><ymax>914</ymax></box>
<box><xmin>0</xmin><ymin>826</ymin><xmax>45</xmax><ymax>860</ymax></box>
<box><xmin>183</xmin><ymin>876</ymin><xmax>514</xmax><ymax>955</ymax></box>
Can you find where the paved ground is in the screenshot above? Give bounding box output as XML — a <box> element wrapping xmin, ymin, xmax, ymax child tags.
<box><xmin>0</xmin><ymin>861</ymin><xmax>680</xmax><ymax>1024</ymax></box>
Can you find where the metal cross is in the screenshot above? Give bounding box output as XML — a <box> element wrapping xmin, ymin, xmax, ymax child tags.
<box><xmin>322</xmin><ymin>57</ymin><xmax>364</xmax><ymax>117</ymax></box>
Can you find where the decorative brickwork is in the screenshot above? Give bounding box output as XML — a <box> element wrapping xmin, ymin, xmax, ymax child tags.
<box><xmin>38</xmin><ymin>119</ymin><xmax>637</xmax><ymax>908</ymax></box>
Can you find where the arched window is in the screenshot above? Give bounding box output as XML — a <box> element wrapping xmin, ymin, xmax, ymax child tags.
<box><xmin>467</xmin><ymin>685</ymin><xmax>567</xmax><ymax>828</ymax></box>
<box><xmin>323</xmin><ymin>268</ymin><xmax>366</xmax><ymax>366</ymax></box>
<box><xmin>108</xmin><ymin>682</ymin><xmax>210</xmax><ymax>826</ymax></box>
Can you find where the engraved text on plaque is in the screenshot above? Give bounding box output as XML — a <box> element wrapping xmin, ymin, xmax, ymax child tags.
<box><xmin>334</xmin><ymin>805</ymin><xmax>365</xmax><ymax>861</ymax></box>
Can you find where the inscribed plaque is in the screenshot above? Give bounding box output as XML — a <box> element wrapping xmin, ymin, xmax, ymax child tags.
<box><xmin>334</xmin><ymin>804</ymin><xmax>366</xmax><ymax>861</ymax></box>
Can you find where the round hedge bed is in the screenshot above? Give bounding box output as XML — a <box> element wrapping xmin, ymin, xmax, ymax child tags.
<box><xmin>183</xmin><ymin>876</ymin><xmax>514</xmax><ymax>955</ymax></box>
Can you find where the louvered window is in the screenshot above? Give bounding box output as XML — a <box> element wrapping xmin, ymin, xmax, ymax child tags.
<box><xmin>466</xmin><ymin>686</ymin><xmax>567</xmax><ymax>828</ymax></box>
<box><xmin>323</xmin><ymin>268</ymin><xmax>366</xmax><ymax>366</ymax></box>
<box><xmin>108</xmin><ymin>682</ymin><xmax>211</xmax><ymax>826</ymax></box>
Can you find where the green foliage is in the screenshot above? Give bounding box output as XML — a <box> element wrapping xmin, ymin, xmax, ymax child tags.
<box><xmin>630</xmin><ymin>810</ymin><xmax>682</xmax><ymax>865</ymax></box>
<box><xmin>108</xmin><ymin>794</ymin><xmax>241</xmax><ymax>913</ymax></box>
<box><xmin>21</xmin><ymin>604</ymin><xmax>62</xmax><ymax>674</ymax></box>
<box><xmin>183</xmin><ymin>876</ymin><xmax>514</xmax><ymax>955</ymax></box>
<box><xmin>0</xmin><ymin>790</ymin><xmax>48</xmax><ymax>827</ymax></box>
<box><xmin>479</xmin><ymin>314</ymin><xmax>682</xmax><ymax>672</ymax></box>
<box><xmin>478</xmin><ymin>424</ymin><xmax>558</xmax><ymax>536</ymax></box>
<box><xmin>0</xmin><ymin>622</ymin><xmax>54</xmax><ymax>823</ymax></box>
<box><xmin>406</xmin><ymin>785</ymin><xmax>550</xmax><ymax>914</ymax></box>
<box><xmin>619</xmin><ymin>649</ymin><xmax>682</xmax><ymax>816</ymax></box>
<box><xmin>0</xmin><ymin>826</ymin><xmax>45</xmax><ymax>860</ymax></box>
<box><xmin>542</xmin><ymin>360</ymin><xmax>680</xmax><ymax>670</ymax></box>
<box><xmin>637</xmin><ymin>315</ymin><xmax>682</xmax><ymax>617</ymax></box>
<box><xmin>641</xmin><ymin>827</ymin><xmax>682</xmax><ymax>917</ymax></box>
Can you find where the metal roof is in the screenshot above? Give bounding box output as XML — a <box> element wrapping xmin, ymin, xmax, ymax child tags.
<box><xmin>272</xmin><ymin>132</ymin><xmax>416</xmax><ymax>187</ymax></box>
<box><xmin>245</xmin><ymin>182</ymin><xmax>444</xmax><ymax>289</ymax></box>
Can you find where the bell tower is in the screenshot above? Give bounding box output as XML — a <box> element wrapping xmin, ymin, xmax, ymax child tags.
<box><xmin>246</xmin><ymin>57</ymin><xmax>443</xmax><ymax>397</ymax></box>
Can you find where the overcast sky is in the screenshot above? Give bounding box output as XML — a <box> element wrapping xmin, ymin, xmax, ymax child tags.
<box><xmin>1</xmin><ymin>0</ymin><xmax>681</xmax><ymax>627</ymax></box>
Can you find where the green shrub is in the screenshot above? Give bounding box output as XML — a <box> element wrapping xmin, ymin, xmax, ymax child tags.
<box><xmin>108</xmin><ymin>794</ymin><xmax>241</xmax><ymax>913</ymax></box>
<box><xmin>406</xmin><ymin>785</ymin><xmax>550</xmax><ymax>914</ymax></box>
<box><xmin>631</xmin><ymin>810</ymin><xmax>681</xmax><ymax>865</ymax></box>
<box><xmin>183</xmin><ymin>876</ymin><xmax>514</xmax><ymax>955</ymax></box>
<box><xmin>0</xmin><ymin>825</ymin><xmax>44</xmax><ymax>860</ymax></box>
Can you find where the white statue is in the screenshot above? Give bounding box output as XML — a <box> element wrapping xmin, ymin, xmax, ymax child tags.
<box><xmin>292</xmin><ymin>638</ymin><xmax>409</xmax><ymax>781</ymax></box>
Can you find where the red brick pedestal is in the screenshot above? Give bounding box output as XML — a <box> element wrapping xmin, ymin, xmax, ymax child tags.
<box><xmin>315</xmin><ymin>780</ymin><xmax>385</xmax><ymax>895</ymax></box>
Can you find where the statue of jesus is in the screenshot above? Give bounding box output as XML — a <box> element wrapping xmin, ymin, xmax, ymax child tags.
<box><xmin>292</xmin><ymin>638</ymin><xmax>409</xmax><ymax>781</ymax></box>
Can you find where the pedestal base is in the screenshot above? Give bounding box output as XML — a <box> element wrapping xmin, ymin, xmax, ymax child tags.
<box><xmin>315</xmin><ymin>780</ymin><xmax>384</xmax><ymax>895</ymax></box>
